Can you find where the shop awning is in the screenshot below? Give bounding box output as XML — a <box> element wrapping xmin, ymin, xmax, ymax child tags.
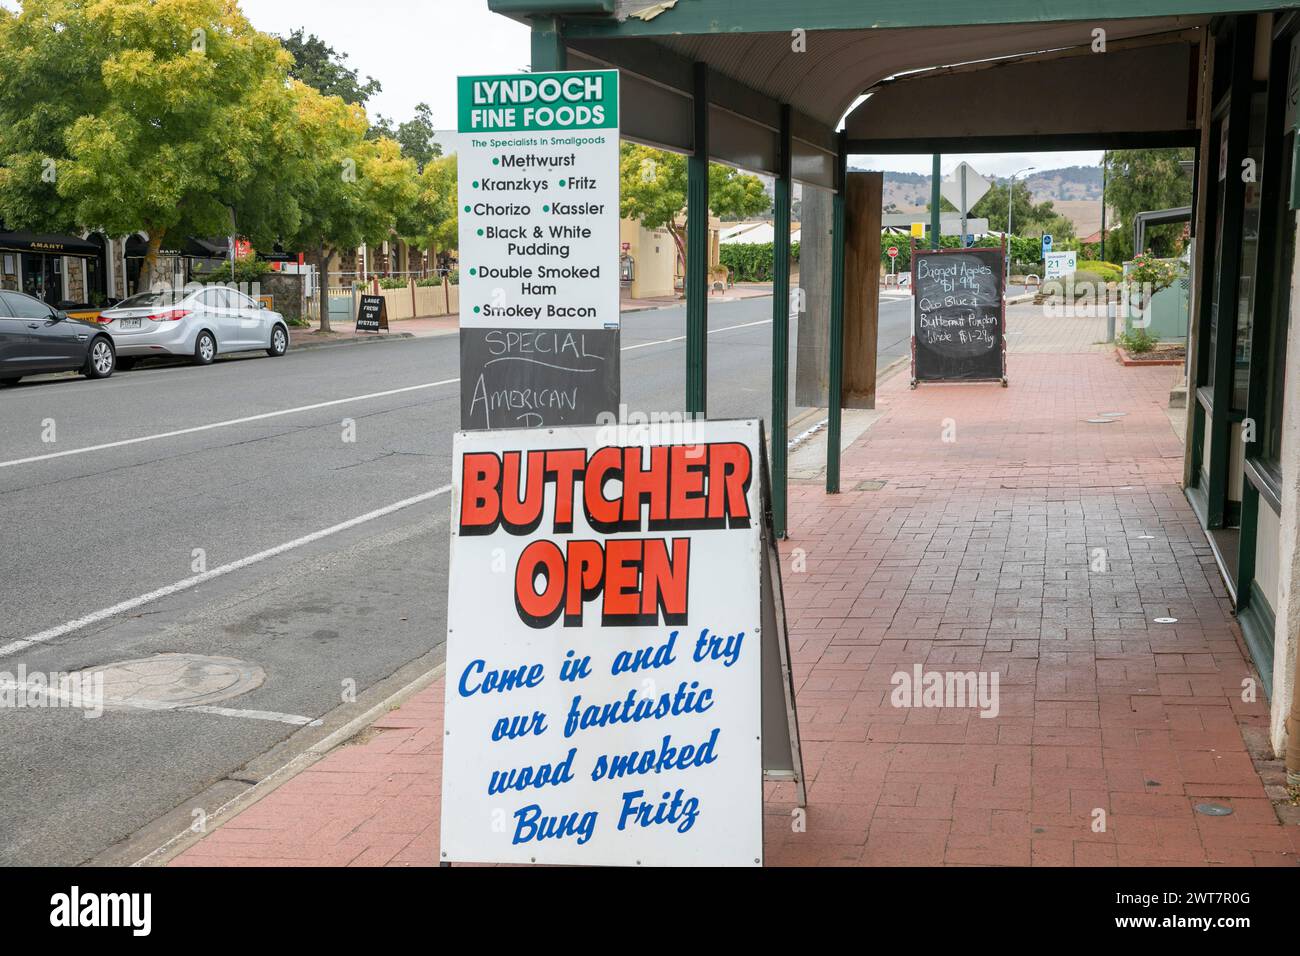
<box><xmin>124</xmin><ymin>235</ymin><xmax>298</xmax><ymax>261</ymax></box>
<box><xmin>0</xmin><ymin>230</ymin><xmax>102</xmax><ymax>257</ymax></box>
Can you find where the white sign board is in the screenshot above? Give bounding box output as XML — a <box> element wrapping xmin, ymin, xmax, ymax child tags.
<box><xmin>457</xmin><ymin>70</ymin><xmax>620</xmax><ymax>331</ymax></box>
<box><xmin>1044</xmin><ymin>251</ymin><xmax>1077</xmax><ymax>280</ymax></box>
<box><xmin>441</xmin><ymin>419</ymin><xmax>765</xmax><ymax>866</ymax></box>
<box><xmin>455</xmin><ymin>70</ymin><xmax>622</xmax><ymax>429</ymax></box>
<box><xmin>940</xmin><ymin>161</ymin><xmax>991</xmax><ymax>214</ymax></box>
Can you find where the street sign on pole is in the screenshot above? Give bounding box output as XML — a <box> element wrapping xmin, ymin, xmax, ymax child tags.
<box><xmin>1041</xmin><ymin>233</ymin><xmax>1053</xmax><ymax>259</ymax></box>
<box><xmin>940</xmin><ymin>162</ymin><xmax>992</xmax><ymax>212</ymax></box>
<box><xmin>887</xmin><ymin>246</ymin><xmax>899</xmax><ymax>259</ymax></box>
<box><xmin>941</xmin><ymin>162</ymin><xmax>991</xmax><ymax>250</ymax></box>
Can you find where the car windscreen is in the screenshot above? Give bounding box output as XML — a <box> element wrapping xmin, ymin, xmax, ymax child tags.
<box><xmin>115</xmin><ymin>291</ymin><xmax>189</xmax><ymax>309</ymax></box>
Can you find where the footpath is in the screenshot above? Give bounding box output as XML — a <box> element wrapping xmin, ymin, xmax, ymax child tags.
<box><xmin>168</xmin><ymin>305</ymin><xmax>1298</xmax><ymax>867</ymax></box>
<box><xmin>288</xmin><ymin>282</ymin><xmax>774</xmax><ymax>348</ymax></box>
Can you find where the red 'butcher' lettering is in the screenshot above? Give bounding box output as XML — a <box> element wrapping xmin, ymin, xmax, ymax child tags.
<box><xmin>459</xmin><ymin>442</ymin><xmax>752</xmax><ymax>535</ymax></box>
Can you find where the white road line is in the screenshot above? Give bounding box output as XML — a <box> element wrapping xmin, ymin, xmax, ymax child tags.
<box><xmin>0</xmin><ymin>678</ymin><xmax>322</xmax><ymax>725</ymax></box>
<box><xmin>0</xmin><ymin>378</ymin><xmax>460</xmax><ymax>470</ymax></box>
<box><xmin>0</xmin><ymin>318</ymin><xmax>774</xmax><ymax>471</ymax></box>
<box><xmin>622</xmin><ymin>318</ymin><xmax>773</xmax><ymax>352</ymax></box>
<box><xmin>184</xmin><ymin>705</ymin><xmax>322</xmax><ymax>726</ymax></box>
<box><xmin>0</xmin><ymin>485</ymin><xmax>453</xmax><ymax>658</ymax></box>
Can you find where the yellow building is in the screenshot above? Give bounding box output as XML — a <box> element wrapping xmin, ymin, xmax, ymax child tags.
<box><xmin>619</xmin><ymin>214</ymin><xmax>720</xmax><ymax>300</ymax></box>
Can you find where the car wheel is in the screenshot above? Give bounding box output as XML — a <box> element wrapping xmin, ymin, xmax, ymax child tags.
<box><xmin>116</xmin><ymin>357</ymin><xmax>137</xmax><ymax>372</ymax></box>
<box><xmin>84</xmin><ymin>336</ymin><xmax>115</xmax><ymax>379</ymax></box>
<box><xmin>267</xmin><ymin>324</ymin><xmax>288</xmax><ymax>357</ymax></box>
<box><xmin>193</xmin><ymin>330</ymin><xmax>216</xmax><ymax>366</ymax></box>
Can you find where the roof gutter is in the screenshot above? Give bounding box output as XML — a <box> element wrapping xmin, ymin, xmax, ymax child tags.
<box><xmin>487</xmin><ymin>0</ymin><xmax>615</xmax><ymax>15</ymax></box>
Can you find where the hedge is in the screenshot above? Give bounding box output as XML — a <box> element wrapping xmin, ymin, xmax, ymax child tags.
<box><xmin>719</xmin><ymin>241</ymin><xmax>801</xmax><ymax>282</ymax></box>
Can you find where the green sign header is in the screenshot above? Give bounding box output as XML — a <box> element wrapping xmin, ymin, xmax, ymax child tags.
<box><xmin>457</xmin><ymin>70</ymin><xmax>618</xmax><ymax>133</ymax></box>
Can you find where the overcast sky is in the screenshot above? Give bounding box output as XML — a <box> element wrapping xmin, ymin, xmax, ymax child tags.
<box><xmin>2</xmin><ymin>0</ymin><xmax>1102</xmax><ymax>177</ymax></box>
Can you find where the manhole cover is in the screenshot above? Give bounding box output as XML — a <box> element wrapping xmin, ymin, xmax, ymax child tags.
<box><xmin>74</xmin><ymin>654</ymin><xmax>264</xmax><ymax>710</ymax></box>
<box><xmin>1193</xmin><ymin>803</ymin><xmax>1234</xmax><ymax>817</ymax></box>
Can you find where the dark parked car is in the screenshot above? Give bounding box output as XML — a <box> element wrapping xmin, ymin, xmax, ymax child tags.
<box><xmin>0</xmin><ymin>289</ymin><xmax>116</xmax><ymax>385</ymax></box>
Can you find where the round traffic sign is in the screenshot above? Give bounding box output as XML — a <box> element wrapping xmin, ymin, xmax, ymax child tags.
<box><xmin>887</xmin><ymin>246</ymin><xmax>899</xmax><ymax>258</ymax></box>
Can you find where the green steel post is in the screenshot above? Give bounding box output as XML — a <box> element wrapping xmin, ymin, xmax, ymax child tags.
<box><xmin>771</xmin><ymin>104</ymin><xmax>792</xmax><ymax>537</ymax></box>
<box><xmin>826</xmin><ymin>133</ymin><xmax>847</xmax><ymax>495</ymax></box>
<box><xmin>686</xmin><ymin>62</ymin><xmax>710</xmax><ymax>418</ymax></box>
<box><xmin>529</xmin><ymin>17</ymin><xmax>567</xmax><ymax>71</ymax></box>
<box><xmin>930</xmin><ymin>153</ymin><xmax>941</xmax><ymax>249</ymax></box>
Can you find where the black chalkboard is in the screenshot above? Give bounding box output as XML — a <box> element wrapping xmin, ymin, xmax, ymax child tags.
<box><xmin>910</xmin><ymin>244</ymin><xmax>1006</xmax><ymax>385</ymax></box>
<box><xmin>356</xmin><ymin>294</ymin><xmax>389</xmax><ymax>332</ymax></box>
<box><xmin>460</xmin><ymin>327</ymin><xmax>620</xmax><ymax>430</ymax></box>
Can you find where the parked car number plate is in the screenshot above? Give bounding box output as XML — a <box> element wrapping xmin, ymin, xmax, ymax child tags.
<box><xmin>120</xmin><ymin>318</ymin><xmax>141</xmax><ymax>329</ymax></box>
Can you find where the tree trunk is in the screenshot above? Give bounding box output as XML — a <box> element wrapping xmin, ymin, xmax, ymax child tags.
<box><xmin>667</xmin><ymin>222</ymin><xmax>688</xmax><ymax>297</ymax></box>
<box><xmin>140</xmin><ymin>231</ymin><xmax>166</xmax><ymax>292</ymax></box>
<box><xmin>317</xmin><ymin>243</ymin><xmax>331</xmax><ymax>333</ymax></box>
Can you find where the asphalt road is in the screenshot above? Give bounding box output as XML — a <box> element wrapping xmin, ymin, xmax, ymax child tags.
<box><xmin>0</xmin><ymin>291</ymin><xmax>912</xmax><ymax>866</ymax></box>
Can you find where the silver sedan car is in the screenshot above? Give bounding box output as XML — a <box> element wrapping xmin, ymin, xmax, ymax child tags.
<box><xmin>98</xmin><ymin>286</ymin><xmax>290</xmax><ymax>368</ymax></box>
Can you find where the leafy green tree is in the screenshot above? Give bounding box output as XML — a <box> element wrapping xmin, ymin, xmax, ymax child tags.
<box><xmin>1101</xmin><ymin>148</ymin><xmax>1194</xmax><ymax>262</ymax></box>
<box><xmin>370</xmin><ymin>103</ymin><xmax>442</xmax><ymax>173</ymax></box>
<box><xmin>0</xmin><ymin>0</ymin><xmax>301</xmax><ymax>288</ymax></box>
<box><xmin>619</xmin><ymin>143</ymin><xmax>770</xmax><ymax>283</ymax></box>
<box><xmin>279</xmin><ymin>28</ymin><xmax>381</xmax><ymax>107</ymax></box>
<box><xmin>970</xmin><ymin>180</ymin><xmax>1075</xmax><ymax>241</ymax></box>
<box><xmin>281</xmin><ymin>82</ymin><xmax>419</xmax><ymax>331</ymax></box>
<box><xmin>405</xmin><ymin>153</ymin><xmax>458</xmax><ymax>268</ymax></box>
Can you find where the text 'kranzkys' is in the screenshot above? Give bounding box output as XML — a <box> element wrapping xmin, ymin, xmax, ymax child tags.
<box><xmin>458</xmin><ymin>442</ymin><xmax>754</xmax><ymax>628</ymax></box>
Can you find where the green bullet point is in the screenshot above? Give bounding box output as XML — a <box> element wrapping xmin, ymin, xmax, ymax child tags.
<box><xmin>559</xmin><ymin>180</ymin><xmax>566</xmax><ymax>187</ymax></box>
<box><xmin>473</xmin><ymin>306</ymin><xmax>481</xmax><ymax>314</ymax></box>
<box><xmin>472</xmin><ymin>180</ymin><xmax>479</xmax><ymax>188</ymax></box>
<box><xmin>492</xmin><ymin>158</ymin><xmax>499</xmax><ymax>165</ymax></box>
<box><xmin>543</xmin><ymin>205</ymin><xmax>549</xmax><ymax>212</ymax></box>
<box><xmin>469</xmin><ymin>268</ymin><xmax>476</xmax><ymax>276</ymax></box>
<box><xmin>477</xmin><ymin>228</ymin><xmax>484</xmax><ymax>236</ymax></box>
<box><xmin>464</xmin><ymin>205</ymin><xmax>470</xmax><ymax>212</ymax></box>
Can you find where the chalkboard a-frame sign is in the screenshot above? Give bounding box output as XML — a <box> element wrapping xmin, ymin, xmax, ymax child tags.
<box><xmin>356</xmin><ymin>294</ymin><xmax>389</xmax><ymax>332</ymax></box>
<box><xmin>909</xmin><ymin>241</ymin><xmax>1007</xmax><ymax>388</ymax></box>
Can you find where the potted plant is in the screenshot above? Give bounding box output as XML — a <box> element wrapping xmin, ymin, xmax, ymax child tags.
<box><xmin>1124</xmin><ymin>252</ymin><xmax>1181</xmax><ymax>326</ymax></box>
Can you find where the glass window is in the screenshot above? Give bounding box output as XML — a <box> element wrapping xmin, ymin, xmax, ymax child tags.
<box><xmin>116</xmin><ymin>290</ymin><xmax>187</xmax><ymax>309</ymax></box>
<box><xmin>0</xmin><ymin>291</ymin><xmax>55</xmax><ymax>319</ymax></box>
<box><xmin>227</xmin><ymin>289</ymin><xmax>257</xmax><ymax>309</ymax></box>
<box><xmin>201</xmin><ymin>288</ymin><xmax>232</xmax><ymax>309</ymax></box>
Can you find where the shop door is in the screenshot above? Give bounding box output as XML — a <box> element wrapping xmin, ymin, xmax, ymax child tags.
<box><xmin>20</xmin><ymin>254</ymin><xmax>62</xmax><ymax>306</ymax></box>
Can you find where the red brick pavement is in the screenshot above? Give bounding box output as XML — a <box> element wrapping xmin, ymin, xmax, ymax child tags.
<box><xmin>172</xmin><ymin>350</ymin><xmax>1297</xmax><ymax>867</ymax></box>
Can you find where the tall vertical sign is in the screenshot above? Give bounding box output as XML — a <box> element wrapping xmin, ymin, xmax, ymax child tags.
<box><xmin>457</xmin><ymin>70</ymin><xmax>621</xmax><ymax>430</ymax></box>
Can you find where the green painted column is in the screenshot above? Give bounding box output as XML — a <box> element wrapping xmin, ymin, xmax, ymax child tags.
<box><xmin>930</xmin><ymin>153</ymin><xmax>941</xmax><ymax>249</ymax></box>
<box><xmin>686</xmin><ymin>62</ymin><xmax>709</xmax><ymax>418</ymax></box>
<box><xmin>529</xmin><ymin>16</ymin><xmax>567</xmax><ymax>71</ymax></box>
<box><xmin>826</xmin><ymin>134</ymin><xmax>847</xmax><ymax>495</ymax></box>
<box><xmin>771</xmin><ymin>105</ymin><xmax>792</xmax><ymax>537</ymax></box>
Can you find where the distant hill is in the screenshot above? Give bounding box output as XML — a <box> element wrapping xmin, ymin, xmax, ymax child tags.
<box><xmin>1023</xmin><ymin>165</ymin><xmax>1102</xmax><ymax>201</ymax></box>
<box><xmin>867</xmin><ymin>164</ymin><xmax>1103</xmax><ymax>213</ymax></box>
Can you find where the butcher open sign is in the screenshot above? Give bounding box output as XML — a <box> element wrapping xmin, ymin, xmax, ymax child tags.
<box><xmin>440</xmin><ymin>419</ymin><xmax>767</xmax><ymax>867</ymax></box>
